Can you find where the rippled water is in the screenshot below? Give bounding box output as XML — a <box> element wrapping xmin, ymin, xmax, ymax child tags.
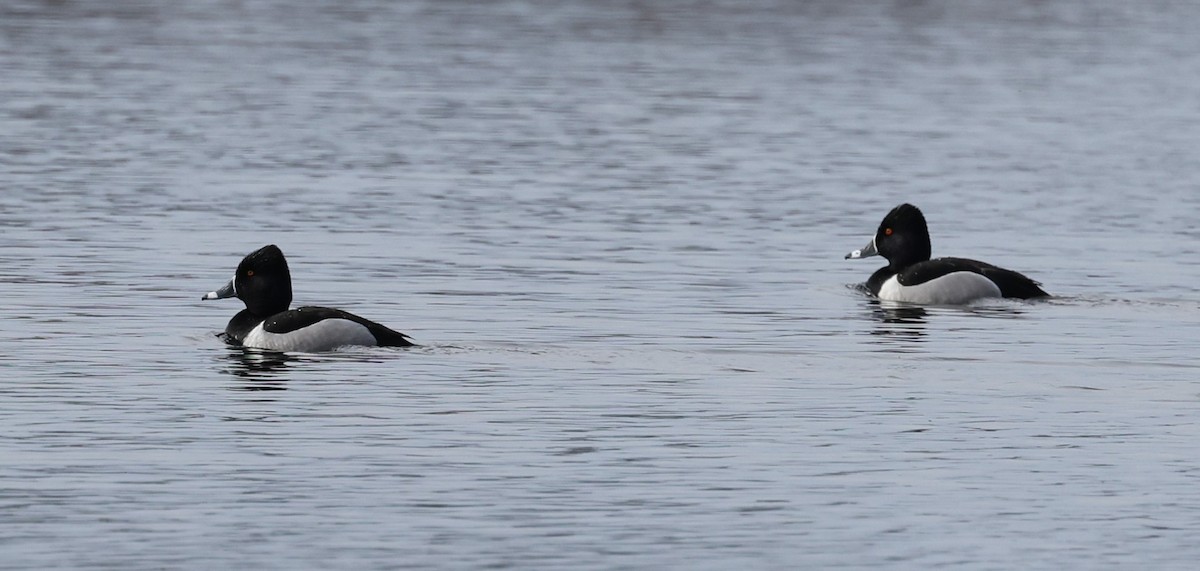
<box><xmin>4</xmin><ymin>1</ymin><xmax>1200</xmax><ymax>568</ymax></box>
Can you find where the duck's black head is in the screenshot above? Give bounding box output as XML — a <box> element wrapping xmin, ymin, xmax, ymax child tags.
<box><xmin>875</xmin><ymin>203</ymin><xmax>932</xmax><ymax>267</ymax></box>
<box><xmin>203</xmin><ymin>244</ymin><xmax>293</xmax><ymax>316</ymax></box>
<box><xmin>846</xmin><ymin>203</ymin><xmax>932</xmax><ymax>269</ymax></box>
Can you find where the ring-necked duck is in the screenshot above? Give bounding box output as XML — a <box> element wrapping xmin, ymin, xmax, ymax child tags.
<box><xmin>845</xmin><ymin>204</ymin><xmax>1049</xmax><ymax>304</ymax></box>
<box><xmin>202</xmin><ymin>245</ymin><xmax>414</xmax><ymax>351</ymax></box>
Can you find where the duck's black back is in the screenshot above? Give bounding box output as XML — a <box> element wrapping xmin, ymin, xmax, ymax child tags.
<box><xmin>899</xmin><ymin>257</ymin><xmax>1049</xmax><ymax>299</ymax></box>
<box><xmin>264</xmin><ymin>306</ymin><xmax>415</xmax><ymax>347</ymax></box>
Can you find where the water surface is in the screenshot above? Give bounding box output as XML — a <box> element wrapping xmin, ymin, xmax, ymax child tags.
<box><xmin>3</xmin><ymin>1</ymin><xmax>1200</xmax><ymax>568</ymax></box>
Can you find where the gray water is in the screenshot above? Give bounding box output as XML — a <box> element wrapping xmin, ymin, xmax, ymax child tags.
<box><xmin>4</xmin><ymin>1</ymin><xmax>1200</xmax><ymax>568</ymax></box>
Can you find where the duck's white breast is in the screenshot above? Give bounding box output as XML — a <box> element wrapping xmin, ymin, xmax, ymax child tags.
<box><xmin>878</xmin><ymin>271</ymin><xmax>1002</xmax><ymax>305</ymax></box>
<box><xmin>243</xmin><ymin>319</ymin><xmax>377</xmax><ymax>352</ymax></box>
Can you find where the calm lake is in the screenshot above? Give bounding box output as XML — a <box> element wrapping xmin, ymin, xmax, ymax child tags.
<box><xmin>3</xmin><ymin>0</ymin><xmax>1200</xmax><ymax>568</ymax></box>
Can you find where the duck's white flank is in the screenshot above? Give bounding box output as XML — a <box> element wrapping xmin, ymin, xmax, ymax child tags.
<box><xmin>242</xmin><ymin>318</ymin><xmax>377</xmax><ymax>352</ymax></box>
<box><xmin>878</xmin><ymin>271</ymin><xmax>1002</xmax><ymax>305</ymax></box>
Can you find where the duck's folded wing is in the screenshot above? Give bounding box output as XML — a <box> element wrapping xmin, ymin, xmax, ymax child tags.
<box><xmin>899</xmin><ymin>257</ymin><xmax>1048</xmax><ymax>299</ymax></box>
<box><xmin>265</xmin><ymin>306</ymin><xmax>415</xmax><ymax>346</ymax></box>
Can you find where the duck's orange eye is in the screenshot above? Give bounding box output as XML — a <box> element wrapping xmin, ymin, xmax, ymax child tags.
<box><xmin>246</xmin><ymin>270</ymin><xmax>255</xmax><ymax>277</ymax></box>
<box><xmin>884</xmin><ymin>227</ymin><xmax>893</xmax><ymax>236</ymax></box>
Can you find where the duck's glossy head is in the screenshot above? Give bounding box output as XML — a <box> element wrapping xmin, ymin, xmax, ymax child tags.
<box><xmin>845</xmin><ymin>203</ymin><xmax>932</xmax><ymax>269</ymax></box>
<box><xmin>202</xmin><ymin>244</ymin><xmax>293</xmax><ymax>316</ymax></box>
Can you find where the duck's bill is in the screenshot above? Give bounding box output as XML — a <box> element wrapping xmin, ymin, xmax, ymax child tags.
<box><xmin>202</xmin><ymin>279</ymin><xmax>236</xmax><ymax>301</ymax></box>
<box><xmin>845</xmin><ymin>238</ymin><xmax>878</xmax><ymax>260</ymax></box>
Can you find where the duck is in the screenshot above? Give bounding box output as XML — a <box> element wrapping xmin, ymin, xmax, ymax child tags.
<box><xmin>845</xmin><ymin>204</ymin><xmax>1048</xmax><ymax>304</ymax></box>
<box><xmin>202</xmin><ymin>245</ymin><xmax>415</xmax><ymax>351</ymax></box>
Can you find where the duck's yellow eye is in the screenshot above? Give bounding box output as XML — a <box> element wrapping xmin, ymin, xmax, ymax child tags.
<box><xmin>246</xmin><ymin>270</ymin><xmax>255</xmax><ymax>277</ymax></box>
<box><xmin>884</xmin><ymin>227</ymin><xmax>893</xmax><ymax>236</ymax></box>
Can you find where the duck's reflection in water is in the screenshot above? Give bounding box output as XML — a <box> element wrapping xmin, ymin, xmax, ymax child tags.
<box><xmin>219</xmin><ymin>346</ymin><xmax>295</xmax><ymax>390</ymax></box>
<box><xmin>866</xmin><ymin>300</ymin><xmax>928</xmax><ymax>349</ymax></box>
<box><xmin>862</xmin><ymin>298</ymin><xmax>1033</xmax><ymax>351</ymax></box>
